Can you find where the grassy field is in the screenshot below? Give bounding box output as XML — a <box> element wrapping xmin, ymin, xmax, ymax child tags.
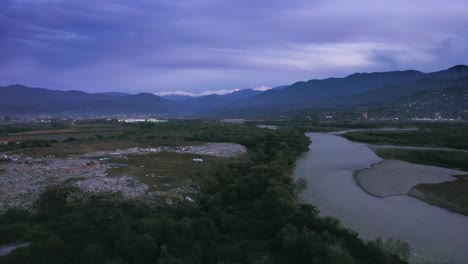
<box><xmin>410</xmin><ymin>176</ymin><xmax>468</xmax><ymax>216</ymax></box>
<box><xmin>1</xmin><ymin>120</ymin><xmax>249</xmax><ymax>195</ymax></box>
<box><xmin>375</xmin><ymin>148</ymin><xmax>468</xmax><ymax>171</ymax></box>
<box><xmin>1</xmin><ymin>122</ymin><xmax>204</xmax><ymax>157</ymax></box>
<box><xmin>106</xmin><ymin>152</ymin><xmax>248</xmax><ymax>191</ymax></box>
<box><xmin>343</xmin><ymin>127</ymin><xmax>468</xmax><ymax>150</ymax></box>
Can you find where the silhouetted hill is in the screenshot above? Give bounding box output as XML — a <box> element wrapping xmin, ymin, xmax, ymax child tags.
<box><xmin>428</xmin><ymin>65</ymin><xmax>468</xmax><ymax>79</ymax></box>
<box><xmin>325</xmin><ymin>76</ymin><xmax>468</xmax><ymax>106</ymax></box>
<box><xmin>219</xmin><ymin>65</ymin><xmax>468</xmax><ymax>112</ymax></box>
<box><xmin>379</xmin><ymin>83</ymin><xmax>468</xmax><ymax>119</ymax></box>
<box><xmin>2</xmin><ymin>65</ymin><xmax>467</xmax><ymax>117</ymax></box>
<box><xmin>0</xmin><ymin>85</ymin><xmax>177</xmax><ymax>116</ymax></box>
<box><xmin>238</xmin><ymin>70</ymin><xmax>427</xmax><ymax>108</ymax></box>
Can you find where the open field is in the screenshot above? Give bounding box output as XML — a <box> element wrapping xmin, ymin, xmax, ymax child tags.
<box><xmin>1</xmin><ymin>122</ymin><xmax>206</xmax><ymax>157</ymax></box>
<box><xmin>0</xmin><ymin>120</ymin><xmax>249</xmax><ymax>210</ymax></box>
<box><xmin>107</xmin><ymin>151</ymin><xmax>248</xmax><ymax>191</ymax></box>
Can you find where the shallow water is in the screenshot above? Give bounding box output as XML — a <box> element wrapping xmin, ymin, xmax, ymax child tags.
<box><xmin>293</xmin><ymin>133</ymin><xmax>468</xmax><ymax>264</ymax></box>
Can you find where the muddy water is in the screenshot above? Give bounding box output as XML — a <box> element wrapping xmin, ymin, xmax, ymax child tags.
<box><xmin>293</xmin><ymin>132</ymin><xmax>468</xmax><ymax>264</ymax></box>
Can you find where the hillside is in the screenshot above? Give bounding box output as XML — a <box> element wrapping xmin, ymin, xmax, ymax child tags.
<box><xmin>325</xmin><ymin>76</ymin><xmax>468</xmax><ymax>107</ymax></box>
<box><xmin>376</xmin><ymin>84</ymin><xmax>468</xmax><ymax>119</ymax></box>
<box><xmin>180</xmin><ymin>89</ymin><xmax>262</xmax><ymax>114</ymax></box>
<box><xmin>227</xmin><ymin>65</ymin><xmax>468</xmax><ymax>111</ymax></box>
<box><xmin>0</xmin><ymin>85</ymin><xmax>178</xmax><ymax>116</ymax></box>
<box><xmin>1</xmin><ymin>65</ymin><xmax>467</xmax><ymax>117</ymax></box>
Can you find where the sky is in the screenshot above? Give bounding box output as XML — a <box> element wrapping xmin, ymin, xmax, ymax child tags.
<box><xmin>1</xmin><ymin>0</ymin><xmax>468</xmax><ymax>95</ymax></box>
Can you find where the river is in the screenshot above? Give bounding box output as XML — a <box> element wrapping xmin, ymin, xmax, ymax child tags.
<box><xmin>293</xmin><ymin>132</ymin><xmax>468</xmax><ymax>264</ymax></box>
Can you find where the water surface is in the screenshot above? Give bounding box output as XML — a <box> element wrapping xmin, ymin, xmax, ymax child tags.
<box><xmin>293</xmin><ymin>133</ymin><xmax>468</xmax><ymax>264</ymax></box>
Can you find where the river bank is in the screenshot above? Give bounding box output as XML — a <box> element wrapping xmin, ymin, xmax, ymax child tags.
<box><xmin>294</xmin><ymin>132</ymin><xmax>468</xmax><ymax>264</ymax></box>
<box><xmin>354</xmin><ymin>159</ymin><xmax>466</xmax><ymax>197</ymax></box>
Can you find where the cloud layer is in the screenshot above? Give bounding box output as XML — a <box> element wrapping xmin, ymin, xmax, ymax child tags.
<box><xmin>1</xmin><ymin>0</ymin><xmax>467</xmax><ymax>93</ymax></box>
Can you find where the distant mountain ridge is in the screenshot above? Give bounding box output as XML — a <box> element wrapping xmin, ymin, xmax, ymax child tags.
<box><xmin>229</xmin><ymin>65</ymin><xmax>468</xmax><ymax>111</ymax></box>
<box><xmin>161</xmin><ymin>95</ymin><xmax>194</xmax><ymax>102</ymax></box>
<box><xmin>99</xmin><ymin>92</ymin><xmax>131</xmax><ymax>96</ymax></box>
<box><xmin>0</xmin><ymin>84</ymin><xmax>177</xmax><ymax>116</ymax></box>
<box><xmin>1</xmin><ymin>65</ymin><xmax>467</xmax><ymax>117</ymax></box>
<box><xmin>181</xmin><ymin>89</ymin><xmax>262</xmax><ymax>114</ymax></box>
<box><xmin>361</xmin><ymin>83</ymin><xmax>468</xmax><ymax>120</ymax></box>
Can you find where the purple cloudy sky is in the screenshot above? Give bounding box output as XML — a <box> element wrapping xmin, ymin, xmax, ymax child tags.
<box><xmin>1</xmin><ymin>0</ymin><xmax>468</xmax><ymax>94</ymax></box>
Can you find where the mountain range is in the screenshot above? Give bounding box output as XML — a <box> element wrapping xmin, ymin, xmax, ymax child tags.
<box><xmin>1</xmin><ymin>65</ymin><xmax>467</xmax><ymax>118</ymax></box>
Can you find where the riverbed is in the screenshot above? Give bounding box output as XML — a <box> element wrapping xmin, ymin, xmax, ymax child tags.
<box><xmin>293</xmin><ymin>132</ymin><xmax>468</xmax><ymax>264</ymax></box>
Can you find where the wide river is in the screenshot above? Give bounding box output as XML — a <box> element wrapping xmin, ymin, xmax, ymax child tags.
<box><xmin>293</xmin><ymin>133</ymin><xmax>468</xmax><ymax>264</ymax></box>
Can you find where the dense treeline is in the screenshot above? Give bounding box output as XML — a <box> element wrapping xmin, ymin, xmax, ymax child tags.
<box><xmin>0</xmin><ymin>122</ymin><xmax>407</xmax><ymax>264</ymax></box>
<box><xmin>375</xmin><ymin>149</ymin><xmax>468</xmax><ymax>171</ymax></box>
<box><xmin>343</xmin><ymin>127</ymin><xmax>468</xmax><ymax>150</ymax></box>
<box><xmin>248</xmin><ymin>120</ymin><xmax>386</xmax><ymax>132</ymax></box>
<box><xmin>0</xmin><ymin>123</ymin><xmax>50</xmax><ymax>135</ymax></box>
<box><xmin>248</xmin><ymin>120</ymin><xmax>468</xmax><ymax>133</ymax></box>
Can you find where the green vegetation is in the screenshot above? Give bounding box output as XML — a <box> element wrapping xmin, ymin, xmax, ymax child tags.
<box><xmin>0</xmin><ymin>122</ymin><xmax>50</xmax><ymax>135</ymax></box>
<box><xmin>375</xmin><ymin>149</ymin><xmax>468</xmax><ymax>171</ymax></box>
<box><xmin>411</xmin><ymin>176</ymin><xmax>468</xmax><ymax>216</ymax></box>
<box><xmin>249</xmin><ymin>119</ymin><xmax>468</xmax><ymax>133</ymax></box>
<box><xmin>3</xmin><ymin>120</ymin><xmax>204</xmax><ymax>157</ymax></box>
<box><xmin>343</xmin><ymin>127</ymin><xmax>468</xmax><ymax>150</ymax></box>
<box><xmin>107</xmin><ymin>152</ymin><xmax>246</xmax><ymax>191</ymax></box>
<box><xmin>0</xmin><ymin>139</ymin><xmax>59</xmax><ymax>152</ymax></box>
<box><xmin>357</xmin><ymin>129</ymin><xmax>468</xmax><ymax>217</ymax></box>
<box><xmin>370</xmin><ymin>139</ymin><xmax>468</xmax><ymax>217</ymax></box>
<box><xmin>0</xmin><ymin>121</ymin><xmax>407</xmax><ymax>264</ymax></box>
<box><xmin>248</xmin><ymin>120</ymin><xmax>406</xmax><ymax>133</ymax></box>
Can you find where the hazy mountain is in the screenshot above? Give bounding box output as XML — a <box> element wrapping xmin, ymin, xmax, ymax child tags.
<box><xmin>427</xmin><ymin>65</ymin><xmax>468</xmax><ymax>79</ymax></box>
<box><xmin>163</xmin><ymin>88</ymin><xmax>262</xmax><ymax>105</ymax></box>
<box><xmin>2</xmin><ymin>65</ymin><xmax>467</xmax><ymax>117</ymax></box>
<box><xmin>222</xmin><ymin>65</ymin><xmax>468</xmax><ymax>111</ymax></box>
<box><xmin>238</xmin><ymin>70</ymin><xmax>427</xmax><ymax>108</ymax></box>
<box><xmin>162</xmin><ymin>95</ymin><xmax>194</xmax><ymax>102</ymax></box>
<box><xmin>182</xmin><ymin>89</ymin><xmax>262</xmax><ymax>113</ymax></box>
<box><xmin>99</xmin><ymin>92</ymin><xmax>131</xmax><ymax>96</ymax></box>
<box><xmin>0</xmin><ymin>85</ymin><xmax>177</xmax><ymax>116</ymax></box>
<box><xmin>272</xmin><ymin>85</ymin><xmax>289</xmax><ymax>90</ymax></box>
<box><xmin>324</xmin><ymin>77</ymin><xmax>468</xmax><ymax>106</ymax></box>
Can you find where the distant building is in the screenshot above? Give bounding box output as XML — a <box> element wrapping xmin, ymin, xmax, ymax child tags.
<box><xmin>362</xmin><ymin>112</ymin><xmax>368</xmax><ymax>120</ymax></box>
<box><xmin>192</xmin><ymin>158</ymin><xmax>204</xmax><ymax>163</ymax></box>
